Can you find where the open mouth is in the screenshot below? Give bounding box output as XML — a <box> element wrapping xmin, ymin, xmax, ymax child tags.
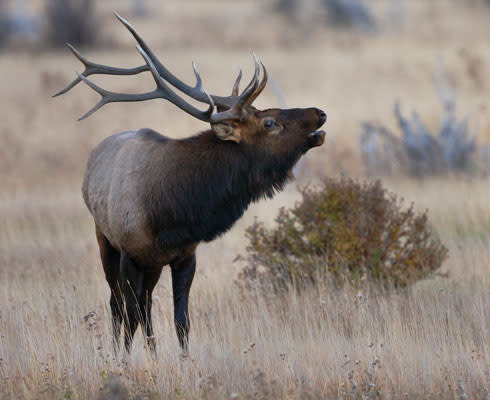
<box><xmin>307</xmin><ymin>130</ymin><xmax>326</xmax><ymax>148</ymax></box>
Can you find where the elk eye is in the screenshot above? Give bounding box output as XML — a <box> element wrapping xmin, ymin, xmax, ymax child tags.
<box><xmin>263</xmin><ymin>119</ymin><xmax>277</xmax><ymax>130</ymax></box>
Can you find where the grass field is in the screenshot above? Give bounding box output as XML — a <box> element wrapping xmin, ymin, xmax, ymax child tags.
<box><xmin>0</xmin><ymin>1</ymin><xmax>489</xmax><ymax>399</ymax></box>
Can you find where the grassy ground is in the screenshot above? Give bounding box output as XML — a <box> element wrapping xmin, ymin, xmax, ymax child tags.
<box><xmin>0</xmin><ymin>0</ymin><xmax>489</xmax><ymax>399</ymax></box>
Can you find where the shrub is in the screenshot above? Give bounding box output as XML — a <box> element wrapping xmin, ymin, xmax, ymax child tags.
<box><xmin>322</xmin><ymin>0</ymin><xmax>376</xmax><ymax>31</ymax></box>
<box><xmin>237</xmin><ymin>178</ymin><xmax>447</xmax><ymax>294</ymax></box>
<box><xmin>45</xmin><ymin>0</ymin><xmax>98</xmax><ymax>48</ymax></box>
<box><xmin>359</xmin><ymin>65</ymin><xmax>488</xmax><ymax>177</ymax></box>
<box><xmin>0</xmin><ymin>0</ymin><xmax>9</xmax><ymax>48</ymax></box>
<box><xmin>7</xmin><ymin>2</ymin><xmax>42</xmax><ymax>45</ymax></box>
<box><xmin>275</xmin><ymin>0</ymin><xmax>376</xmax><ymax>31</ymax></box>
<box><xmin>275</xmin><ymin>0</ymin><xmax>298</xmax><ymax>14</ymax></box>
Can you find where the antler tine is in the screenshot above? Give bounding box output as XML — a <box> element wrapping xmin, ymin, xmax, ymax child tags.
<box><xmin>238</xmin><ymin>53</ymin><xmax>260</xmax><ymax>99</ymax></box>
<box><xmin>53</xmin><ymin>43</ymin><xmax>149</xmax><ymax>98</ymax></box>
<box><xmin>245</xmin><ymin>61</ymin><xmax>268</xmax><ymax>105</ymax></box>
<box><xmin>136</xmin><ymin>45</ymin><xmax>214</xmax><ymax>120</ymax></box>
<box><xmin>201</xmin><ymin>88</ymin><xmax>216</xmax><ymax>114</ymax></box>
<box><xmin>209</xmin><ymin>55</ymin><xmax>266</xmax><ymax>124</ymax></box>
<box><xmin>77</xmin><ymin>74</ymin><xmax>116</xmax><ymax>121</ymax></box>
<box><xmin>192</xmin><ymin>64</ymin><xmax>219</xmax><ymax>118</ymax></box>
<box><xmin>231</xmin><ymin>69</ymin><xmax>242</xmax><ymax>96</ymax></box>
<box><xmin>76</xmin><ymin>46</ymin><xmax>214</xmax><ymax>122</ymax></box>
<box><xmin>235</xmin><ymin>54</ymin><xmax>261</xmax><ymax>108</ymax></box>
<box><xmin>52</xmin><ymin>44</ymin><xmax>89</xmax><ymax>97</ymax></box>
<box><xmin>76</xmin><ymin>72</ymin><xmax>163</xmax><ymax>121</ymax></box>
<box><xmin>192</xmin><ymin>62</ymin><xmax>203</xmax><ymax>90</ymax></box>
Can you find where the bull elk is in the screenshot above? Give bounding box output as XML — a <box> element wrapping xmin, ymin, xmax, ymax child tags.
<box><xmin>54</xmin><ymin>12</ymin><xmax>327</xmax><ymax>356</ymax></box>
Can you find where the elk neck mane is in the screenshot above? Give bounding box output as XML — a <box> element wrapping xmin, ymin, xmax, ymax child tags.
<box><xmin>148</xmin><ymin>129</ymin><xmax>299</xmax><ymax>248</ymax></box>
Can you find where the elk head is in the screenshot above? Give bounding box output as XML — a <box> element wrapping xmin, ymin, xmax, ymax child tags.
<box><xmin>54</xmin><ymin>12</ymin><xmax>326</xmax><ymax>159</ymax></box>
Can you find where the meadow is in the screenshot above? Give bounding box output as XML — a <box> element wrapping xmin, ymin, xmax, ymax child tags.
<box><xmin>0</xmin><ymin>0</ymin><xmax>489</xmax><ymax>398</ymax></box>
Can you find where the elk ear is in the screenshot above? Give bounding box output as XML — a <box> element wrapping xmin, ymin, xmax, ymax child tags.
<box><xmin>211</xmin><ymin>122</ymin><xmax>242</xmax><ymax>143</ymax></box>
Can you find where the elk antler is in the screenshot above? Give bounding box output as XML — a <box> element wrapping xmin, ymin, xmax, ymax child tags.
<box><xmin>52</xmin><ymin>43</ymin><xmax>150</xmax><ymax>98</ymax></box>
<box><xmin>74</xmin><ymin>45</ymin><xmax>215</xmax><ymax>121</ymax></box>
<box><xmin>54</xmin><ymin>12</ymin><xmax>268</xmax><ymax>123</ymax></box>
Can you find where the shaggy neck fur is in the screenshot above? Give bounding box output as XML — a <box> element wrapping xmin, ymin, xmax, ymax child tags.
<box><xmin>153</xmin><ymin>130</ymin><xmax>300</xmax><ymax>249</ymax></box>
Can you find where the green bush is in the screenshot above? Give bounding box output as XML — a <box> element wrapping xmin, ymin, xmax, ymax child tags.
<box><xmin>238</xmin><ymin>178</ymin><xmax>447</xmax><ymax>293</ymax></box>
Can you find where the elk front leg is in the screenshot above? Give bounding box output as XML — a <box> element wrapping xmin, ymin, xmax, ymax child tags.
<box><xmin>170</xmin><ymin>253</ymin><xmax>196</xmax><ymax>355</ymax></box>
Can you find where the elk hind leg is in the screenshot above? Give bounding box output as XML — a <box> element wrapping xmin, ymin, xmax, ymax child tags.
<box><xmin>120</xmin><ymin>251</ymin><xmax>144</xmax><ymax>352</ymax></box>
<box><xmin>95</xmin><ymin>227</ymin><xmax>123</xmax><ymax>353</ymax></box>
<box><xmin>139</xmin><ymin>267</ymin><xmax>163</xmax><ymax>358</ymax></box>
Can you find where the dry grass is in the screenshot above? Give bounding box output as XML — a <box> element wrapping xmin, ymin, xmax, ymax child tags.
<box><xmin>1</xmin><ymin>0</ymin><xmax>489</xmax><ymax>399</ymax></box>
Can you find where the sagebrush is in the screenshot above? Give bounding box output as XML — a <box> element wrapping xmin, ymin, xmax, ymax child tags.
<box><xmin>322</xmin><ymin>0</ymin><xmax>375</xmax><ymax>31</ymax></box>
<box><xmin>238</xmin><ymin>178</ymin><xmax>447</xmax><ymax>293</ymax></box>
<box><xmin>359</xmin><ymin>66</ymin><xmax>488</xmax><ymax>177</ymax></box>
<box><xmin>275</xmin><ymin>0</ymin><xmax>375</xmax><ymax>30</ymax></box>
<box><xmin>0</xmin><ymin>0</ymin><xmax>9</xmax><ymax>48</ymax></box>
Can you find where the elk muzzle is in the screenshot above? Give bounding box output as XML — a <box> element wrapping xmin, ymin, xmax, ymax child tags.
<box><xmin>307</xmin><ymin>108</ymin><xmax>327</xmax><ymax>148</ymax></box>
